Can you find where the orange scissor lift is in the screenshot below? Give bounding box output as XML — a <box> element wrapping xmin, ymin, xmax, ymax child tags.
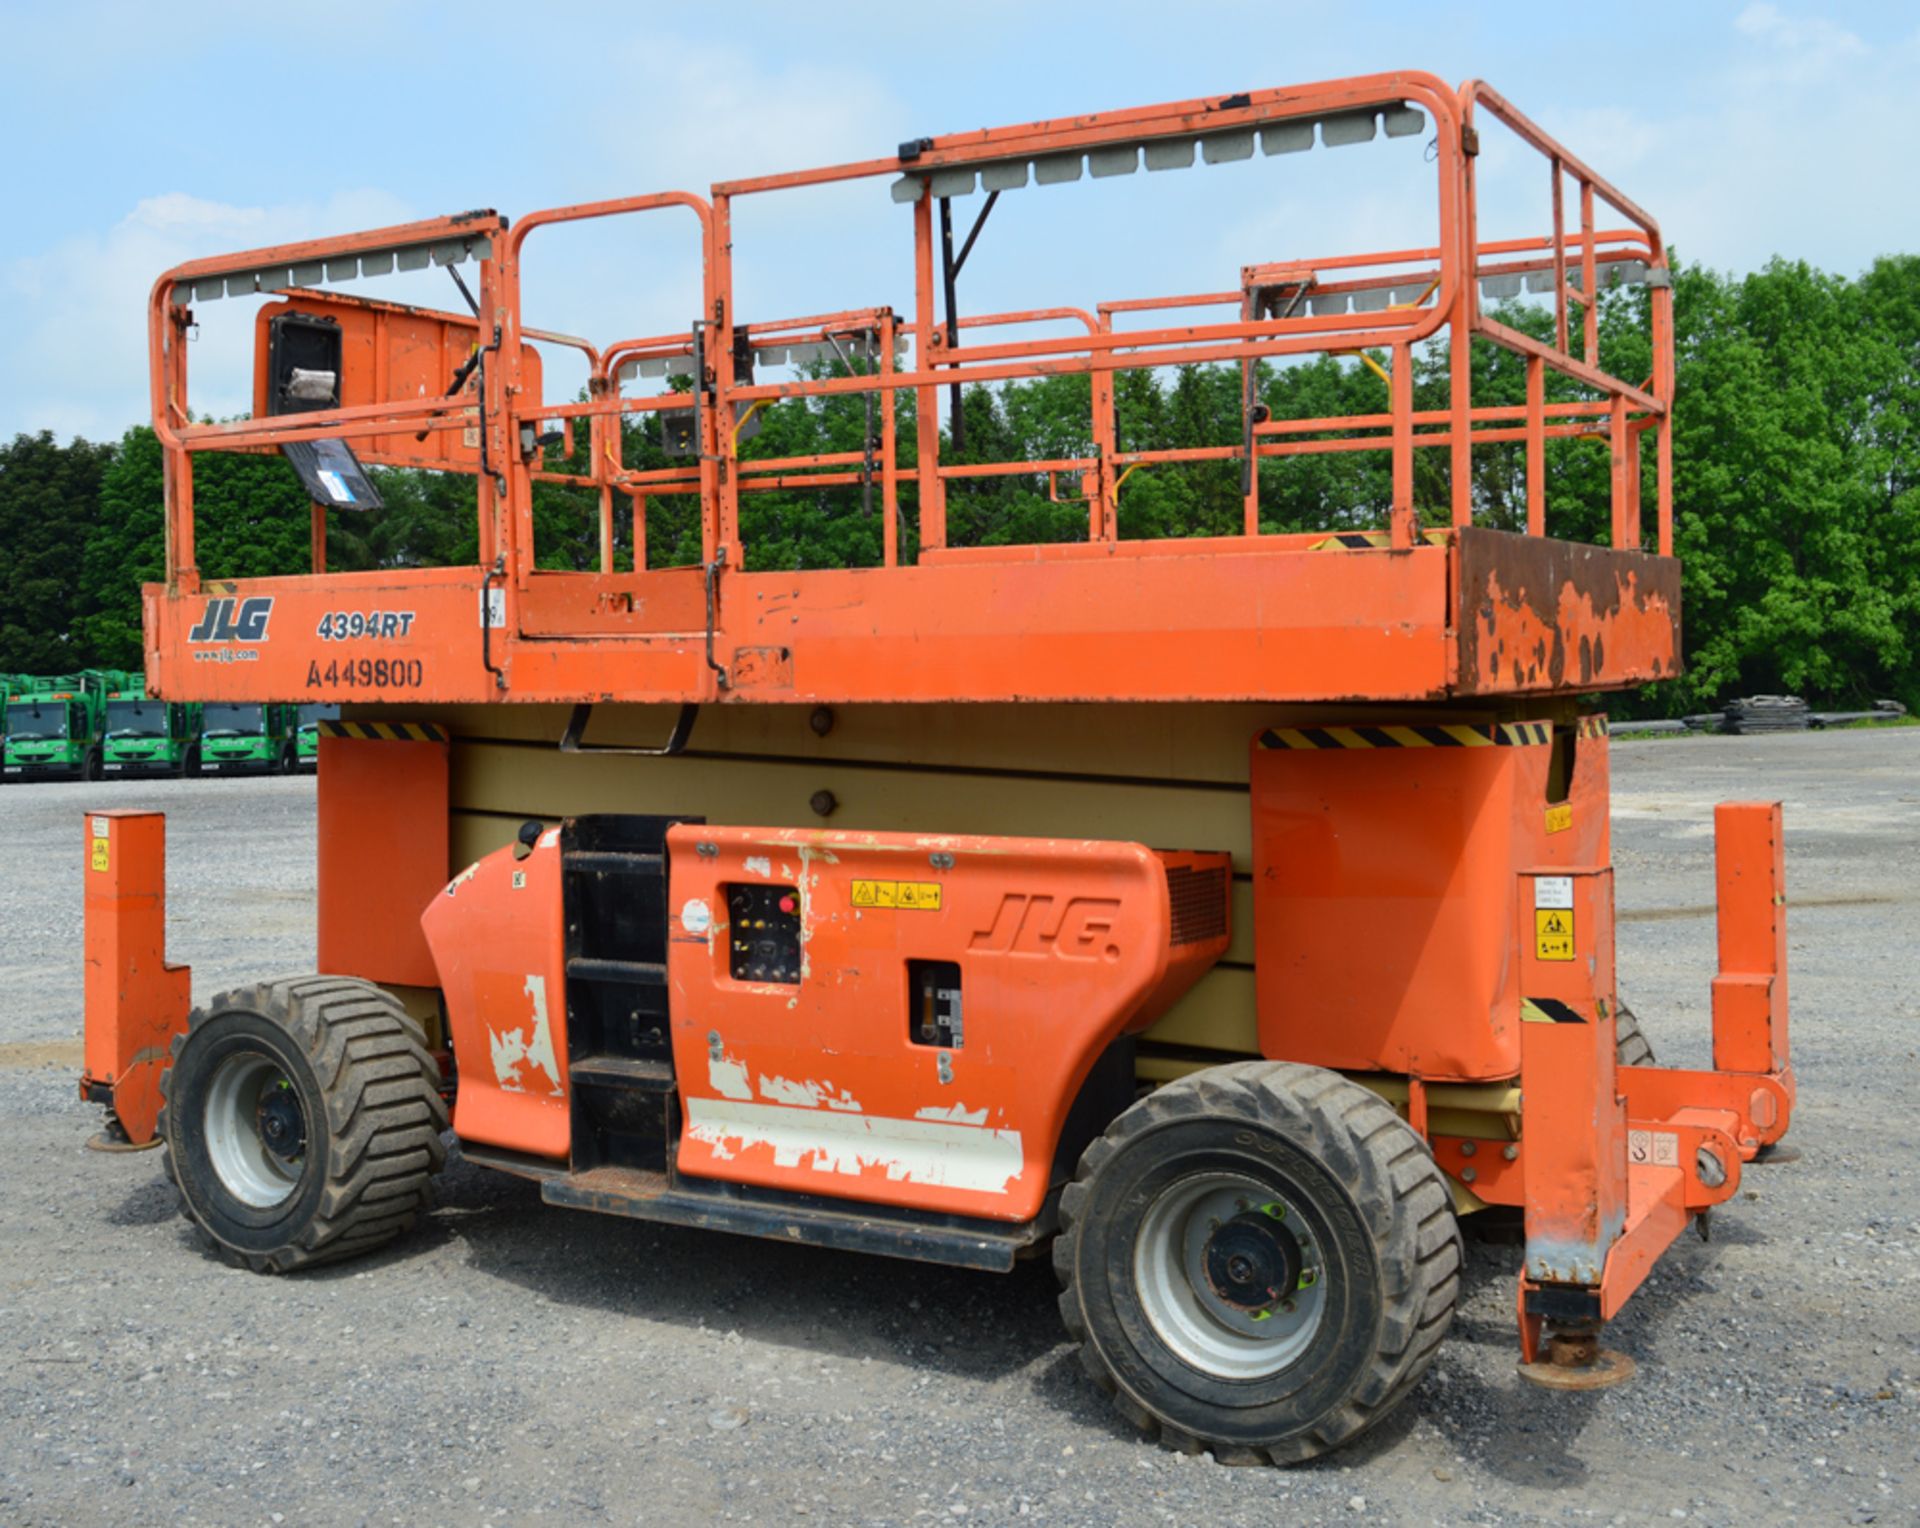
<box><xmin>82</xmin><ymin>72</ymin><xmax>1793</xmax><ymax>1461</ymax></box>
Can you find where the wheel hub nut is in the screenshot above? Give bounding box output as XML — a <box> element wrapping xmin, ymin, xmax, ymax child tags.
<box><xmin>1202</xmin><ymin>1209</ymin><xmax>1303</xmax><ymax>1312</ymax></box>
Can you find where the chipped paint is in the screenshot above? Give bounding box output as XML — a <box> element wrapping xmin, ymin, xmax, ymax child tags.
<box><xmin>758</xmin><ymin>1074</ymin><xmax>863</xmax><ymax>1111</ymax></box>
<box><xmin>443</xmin><ymin>862</ymin><xmax>480</xmax><ymax>897</ymax></box>
<box><xmin>487</xmin><ymin>973</ymin><xmax>563</xmax><ymax>1095</ymax></box>
<box><xmin>744</xmin><ymin>855</ymin><xmax>773</xmax><ymax>879</ymax></box>
<box><xmin>706</xmin><ymin>1032</ymin><xmax>754</xmax><ymax>1101</ymax></box>
<box><xmin>685</xmin><ymin>1097</ymin><xmax>1025</xmax><ymax>1194</ymax></box>
<box><xmin>915</xmin><ymin>1102</ymin><xmax>988</xmax><ymax>1125</ymax></box>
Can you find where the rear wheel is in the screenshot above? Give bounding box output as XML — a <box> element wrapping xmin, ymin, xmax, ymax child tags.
<box><xmin>1055</xmin><ymin>1062</ymin><xmax>1459</xmax><ymax>1463</ymax></box>
<box><xmin>159</xmin><ymin>976</ymin><xmax>447</xmax><ymax>1272</ymax></box>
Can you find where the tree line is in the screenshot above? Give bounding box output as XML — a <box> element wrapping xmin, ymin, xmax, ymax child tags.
<box><xmin>3</xmin><ymin>255</ymin><xmax>1915</xmax><ymax>713</ymax></box>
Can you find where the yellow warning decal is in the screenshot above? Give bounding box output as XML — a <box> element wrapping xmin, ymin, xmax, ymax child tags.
<box><xmin>1521</xmin><ymin>996</ymin><xmax>1587</xmax><ymax>1024</ymax></box>
<box><xmin>1258</xmin><ymin>720</ymin><xmax>1552</xmax><ymax>750</ymax></box>
<box><xmin>1534</xmin><ymin>908</ymin><xmax>1575</xmax><ymax>961</ymax></box>
<box><xmin>1544</xmin><ymin>802</ymin><xmax>1573</xmax><ymax>834</ymax></box>
<box><xmin>851</xmin><ymin>879</ymin><xmax>943</xmax><ymax>911</ymax></box>
<box><xmin>318</xmin><ymin>720</ymin><xmax>447</xmax><ymax>743</ymax></box>
<box><xmin>90</xmin><ymin>836</ymin><xmax>110</xmax><ymax>873</ymax></box>
<box><xmin>1308</xmin><ymin>529</ymin><xmax>1452</xmax><ymax>551</ymax></box>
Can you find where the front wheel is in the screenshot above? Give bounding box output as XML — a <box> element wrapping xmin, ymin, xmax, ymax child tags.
<box><xmin>159</xmin><ymin>976</ymin><xmax>447</xmax><ymax>1272</ymax></box>
<box><xmin>1055</xmin><ymin>1062</ymin><xmax>1460</xmax><ymax>1464</ymax></box>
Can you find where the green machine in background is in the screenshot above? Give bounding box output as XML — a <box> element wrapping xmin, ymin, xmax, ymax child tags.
<box><xmin>292</xmin><ymin>702</ymin><xmax>338</xmax><ymax>773</ymax></box>
<box><xmin>2</xmin><ymin>671</ymin><xmax>129</xmax><ymax>782</ymax></box>
<box><xmin>196</xmin><ymin>701</ymin><xmax>301</xmax><ymax>776</ymax></box>
<box><xmin>100</xmin><ymin>680</ymin><xmax>203</xmax><ymax>778</ymax></box>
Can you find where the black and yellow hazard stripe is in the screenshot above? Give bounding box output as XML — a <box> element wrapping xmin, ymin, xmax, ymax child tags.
<box><xmin>1309</xmin><ymin>529</ymin><xmax>1452</xmax><ymax>551</ymax></box>
<box><xmin>1521</xmin><ymin>996</ymin><xmax>1588</xmax><ymax>1025</ymax></box>
<box><xmin>1258</xmin><ymin>719</ymin><xmax>1552</xmax><ymax>750</ymax></box>
<box><xmin>318</xmin><ymin>720</ymin><xmax>447</xmax><ymax>743</ymax></box>
<box><xmin>1576</xmin><ymin>714</ymin><xmax>1609</xmax><ymax>740</ymax></box>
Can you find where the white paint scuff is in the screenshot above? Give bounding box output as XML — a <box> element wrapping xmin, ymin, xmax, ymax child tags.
<box><xmin>914</xmin><ymin>1102</ymin><xmax>989</xmax><ymax>1126</ymax></box>
<box><xmin>488</xmin><ymin>973</ymin><xmax>563</xmax><ymax>1096</ymax></box>
<box><xmin>758</xmin><ymin>1075</ymin><xmax>862</xmax><ymax>1111</ymax></box>
<box><xmin>685</xmin><ymin>1098</ymin><xmax>1024</xmax><ymax>1195</ymax></box>
<box><xmin>744</xmin><ymin>855</ymin><xmax>773</xmax><ymax>879</ymax></box>
<box><xmin>708</xmin><ymin>1051</ymin><xmax>754</xmax><ymax>1101</ymax></box>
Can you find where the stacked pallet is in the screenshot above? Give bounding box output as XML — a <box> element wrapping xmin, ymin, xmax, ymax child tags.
<box><xmin>1723</xmin><ymin>695</ymin><xmax>1811</xmax><ymax>734</ymax></box>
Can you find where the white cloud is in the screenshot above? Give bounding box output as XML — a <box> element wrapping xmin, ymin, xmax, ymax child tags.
<box><xmin>1733</xmin><ymin>4</ymin><xmax>1868</xmax><ymax>83</ymax></box>
<box><xmin>2</xmin><ymin>188</ymin><xmax>413</xmax><ymax>440</ymax></box>
<box><xmin>1518</xmin><ymin>8</ymin><xmax>1920</xmax><ymax>274</ymax></box>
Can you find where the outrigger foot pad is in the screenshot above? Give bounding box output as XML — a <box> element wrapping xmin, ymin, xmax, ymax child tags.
<box><xmin>1518</xmin><ymin>1331</ymin><xmax>1637</xmax><ymax>1391</ymax></box>
<box><xmin>84</xmin><ymin>1113</ymin><xmax>160</xmax><ymax>1154</ymax></box>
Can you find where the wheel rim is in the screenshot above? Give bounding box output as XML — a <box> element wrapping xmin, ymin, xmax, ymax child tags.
<box><xmin>1132</xmin><ymin>1170</ymin><xmax>1327</xmax><ymax>1381</ymax></box>
<box><xmin>203</xmin><ymin>1052</ymin><xmax>308</xmax><ymax>1208</ymax></box>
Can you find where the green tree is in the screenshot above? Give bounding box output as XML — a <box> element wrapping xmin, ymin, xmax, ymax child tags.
<box><xmin>0</xmin><ymin>430</ymin><xmax>113</xmax><ymax>672</ymax></box>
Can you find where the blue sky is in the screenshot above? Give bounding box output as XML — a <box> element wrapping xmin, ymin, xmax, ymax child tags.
<box><xmin>2</xmin><ymin>0</ymin><xmax>1915</xmax><ymax>440</ymax></box>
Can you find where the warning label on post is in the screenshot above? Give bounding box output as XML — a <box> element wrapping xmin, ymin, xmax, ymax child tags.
<box><xmin>1534</xmin><ymin>907</ymin><xmax>1574</xmax><ymax>960</ymax></box>
<box><xmin>1628</xmin><ymin>1129</ymin><xmax>1679</xmax><ymax>1167</ymax></box>
<box><xmin>851</xmin><ymin>879</ymin><xmax>943</xmax><ymax>911</ymax></box>
<box><xmin>89</xmin><ymin>836</ymin><xmax>109</xmax><ymax>873</ymax></box>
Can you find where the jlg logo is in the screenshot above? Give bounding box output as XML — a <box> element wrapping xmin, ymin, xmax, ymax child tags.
<box><xmin>187</xmin><ymin>596</ymin><xmax>274</xmax><ymax>644</ymax></box>
<box><xmin>969</xmin><ymin>895</ymin><xmax>1123</xmax><ymax>961</ymax></box>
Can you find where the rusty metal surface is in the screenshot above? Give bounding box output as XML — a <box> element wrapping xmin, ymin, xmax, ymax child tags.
<box><xmin>1517</xmin><ymin>1343</ymin><xmax>1637</xmax><ymax>1391</ymax></box>
<box><xmin>1453</xmin><ymin>528</ymin><xmax>1681</xmax><ymax>694</ymax></box>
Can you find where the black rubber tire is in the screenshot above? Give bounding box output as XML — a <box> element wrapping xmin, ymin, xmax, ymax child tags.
<box><xmin>83</xmin><ymin>746</ymin><xmax>101</xmax><ymax>783</ymax></box>
<box><xmin>1615</xmin><ymin>1000</ymin><xmax>1656</xmax><ymax>1067</ymax></box>
<box><xmin>159</xmin><ymin>976</ymin><xmax>447</xmax><ymax>1272</ymax></box>
<box><xmin>1055</xmin><ymin>1061</ymin><xmax>1460</xmax><ymax>1464</ymax></box>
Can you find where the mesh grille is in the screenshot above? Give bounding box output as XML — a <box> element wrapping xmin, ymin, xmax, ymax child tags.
<box><xmin>1166</xmin><ymin>863</ymin><xmax>1228</xmax><ymax>946</ymax></box>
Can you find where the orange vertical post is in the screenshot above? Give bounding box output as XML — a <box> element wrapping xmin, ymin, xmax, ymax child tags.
<box><xmin>1524</xmin><ymin>353</ymin><xmax>1545</xmax><ymax>536</ymax></box>
<box><xmin>1518</xmin><ymin>868</ymin><xmax>1624</xmax><ymax>1296</ymax></box>
<box><xmin>80</xmin><ymin>810</ymin><xmax>192</xmax><ymax>1145</ymax></box>
<box><xmin>1448</xmin><ymin>280</ymin><xmax>1473</xmax><ymax>529</ymax></box>
<box><xmin>1711</xmin><ymin>802</ymin><xmax>1789</xmax><ymax>1077</ymax></box>
<box><xmin>1095</xmin><ymin>311</ymin><xmax>1120</xmax><ymax>541</ymax></box>
<box><xmin>1652</xmin><ymin>274</ymin><xmax>1675</xmax><ymax>556</ymax></box>
<box><xmin>1609</xmin><ymin>393</ymin><xmax>1632</xmax><ymax>549</ymax></box>
<box><xmin>880</xmin><ymin>310</ymin><xmax>900</xmax><ymax>567</ymax></box>
<box><xmin>710</xmin><ymin>192</ymin><xmax>741</xmax><ymax>570</ymax></box>
<box><xmin>1579</xmin><ymin>181</ymin><xmax>1598</xmax><ymax>365</ymax></box>
<box><xmin>1390</xmin><ymin>343</ymin><xmax>1414</xmax><ymax>548</ymax></box>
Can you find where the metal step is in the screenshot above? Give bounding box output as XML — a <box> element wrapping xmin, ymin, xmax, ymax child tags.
<box><xmin>458</xmin><ymin>1141</ymin><xmax>568</xmax><ymax>1182</ymax></box>
<box><xmin>569</xmin><ymin>1054</ymin><xmax>677</xmax><ymax>1091</ymax></box>
<box><xmin>541</xmin><ymin>1167</ymin><xmax>1043</xmax><ymax>1272</ymax></box>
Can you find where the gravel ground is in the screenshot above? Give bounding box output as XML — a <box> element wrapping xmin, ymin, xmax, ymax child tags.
<box><xmin>1</xmin><ymin>731</ymin><xmax>1916</xmax><ymax>1527</ymax></box>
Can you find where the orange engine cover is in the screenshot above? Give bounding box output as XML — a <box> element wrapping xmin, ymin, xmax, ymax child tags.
<box><xmin>666</xmin><ymin>828</ymin><xmax>1228</xmax><ymax>1222</ymax></box>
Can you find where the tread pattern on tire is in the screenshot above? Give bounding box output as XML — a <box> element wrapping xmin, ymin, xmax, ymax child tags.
<box><xmin>1615</xmin><ymin>1001</ymin><xmax>1656</xmax><ymax>1068</ymax></box>
<box><xmin>1054</xmin><ymin>1060</ymin><xmax>1461</xmax><ymax>1464</ymax></box>
<box><xmin>159</xmin><ymin>975</ymin><xmax>448</xmax><ymax>1273</ymax></box>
